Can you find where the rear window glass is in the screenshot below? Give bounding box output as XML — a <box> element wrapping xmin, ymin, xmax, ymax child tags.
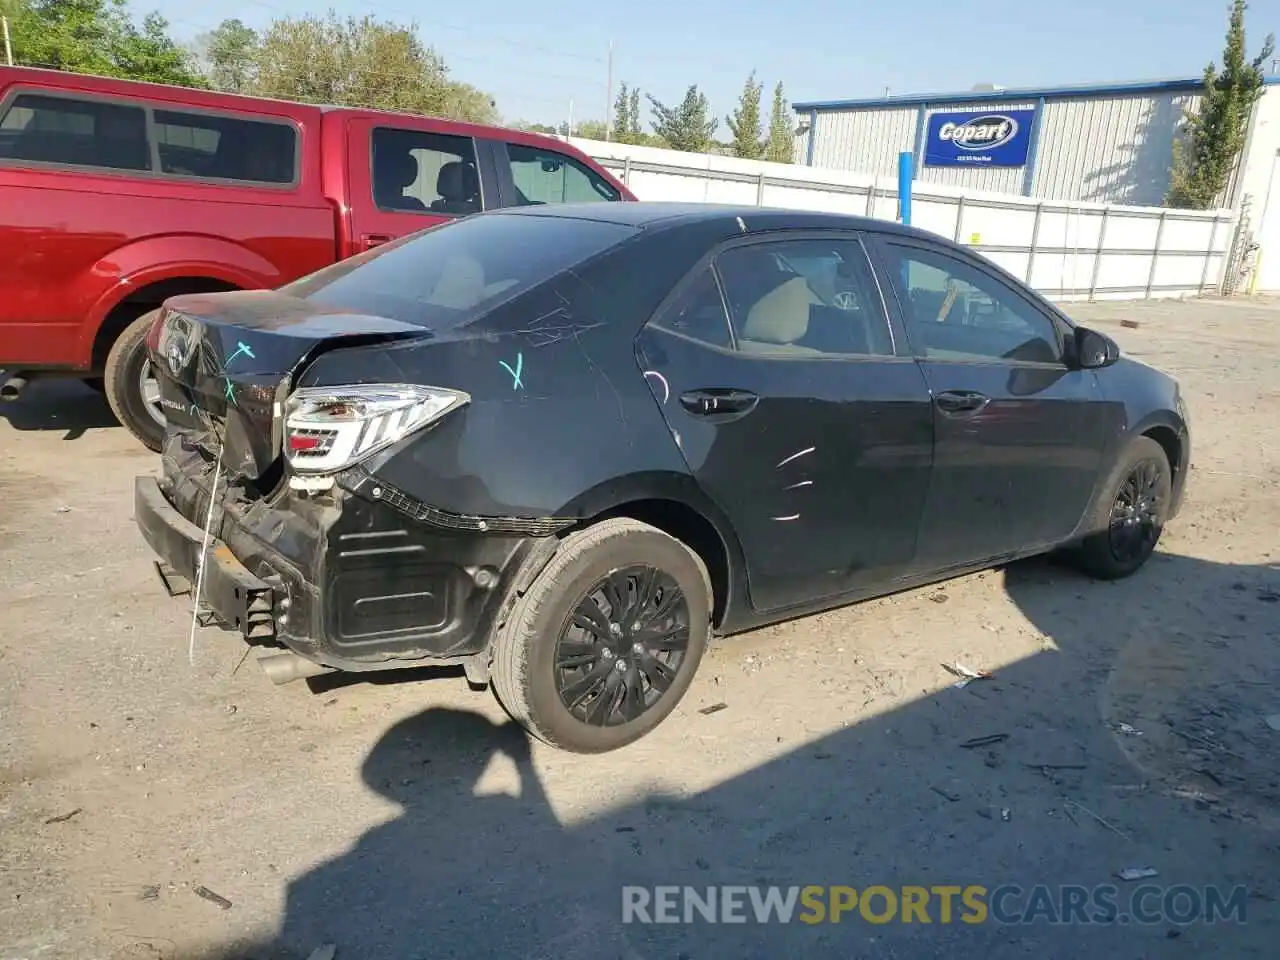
<box><xmin>0</xmin><ymin>94</ymin><xmax>149</xmax><ymax>170</ymax></box>
<box><xmin>154</xmin><ymin>109</ymin><xmax>296</xmax><ymax>183</ymax></box>
<box><xmin>282</xmin><ymin>212</ymin><xmax>636</xmax><ymax>328</ymax></box>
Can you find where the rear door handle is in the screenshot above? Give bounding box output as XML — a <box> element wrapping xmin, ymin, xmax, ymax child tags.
<box><xmin>679</xmin><ymin>388</ymin><xmax>759</xmax><ymax>418</ymax></box>
<box><xmin>361</xmin><ymin>233</ymin><xmax>393</xmax><ymax>249</ymax></box>
<box><xmin>934</xmin><ymin>390</ymin><xmax>991</xmax><ymax>416</ymax></box>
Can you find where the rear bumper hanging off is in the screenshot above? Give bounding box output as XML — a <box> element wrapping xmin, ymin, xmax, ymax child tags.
<box><xmin>134</xmin><ymin>467</ymin><xmax>549</xmax><ymax>676</ymax></box>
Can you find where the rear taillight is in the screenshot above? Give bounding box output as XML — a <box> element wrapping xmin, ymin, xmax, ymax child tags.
<box><xmin>283</xmin><ymin>384</ymin><xmax>469</xmax><ymax>475</ymax></box>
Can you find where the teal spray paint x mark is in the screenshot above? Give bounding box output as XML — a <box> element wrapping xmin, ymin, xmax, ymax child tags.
<box><xmin>499</xmin><ymin>352</ymin><xmax>524</xmax><ymax>390</ymax></box>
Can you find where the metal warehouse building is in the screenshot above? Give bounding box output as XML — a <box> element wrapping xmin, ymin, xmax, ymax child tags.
<box><xmin>792</xmin><ymin>77</ymin><xmax>1280</xmax><ymax>208</ymax></box>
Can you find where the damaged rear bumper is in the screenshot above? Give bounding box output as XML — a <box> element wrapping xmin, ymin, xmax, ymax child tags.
<box><xmin>134</xmin><ymin>450</ymin><xmax>555</xmax><ymax>675</ymax></box>
<box><xmin>136</xmin><ymin>477</ymin><xmax>277</xmax><ymax>641</ymax></box>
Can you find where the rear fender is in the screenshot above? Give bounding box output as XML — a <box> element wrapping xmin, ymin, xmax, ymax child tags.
<box><xmin>558</xmin><ymin>471</ymin><xmax>751</xmax><ymax>627</ymax></box>
<box><xmin>77</xmin><ymin>236</ymin><xmax>288</xmax><ymax>364</ymax></box>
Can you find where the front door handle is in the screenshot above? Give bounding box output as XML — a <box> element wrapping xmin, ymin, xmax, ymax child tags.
<box><xmin>361</xmin><ymin>233</ymin><xmax>393</xmax><ymax>249</ymax></box>
<box><xmin>679</xmin><ymin>388</ymin><xmax>759</xmax><ymax>418</ymax></box>
<box><xmin>934</xmin><ymin>390</ymin><xmax>991</xmax><ymax>417</ymax></box>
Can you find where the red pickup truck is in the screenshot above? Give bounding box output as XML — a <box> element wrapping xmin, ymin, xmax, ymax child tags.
<box><xmin>0</xmin><ymin>65</ymin><xmax>635</xmax><ymax>449</ymax></box>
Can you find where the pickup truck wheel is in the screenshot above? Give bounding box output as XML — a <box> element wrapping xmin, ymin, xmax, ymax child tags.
<box><xmin>105</xmin><ymin>309</ymin><xmax>165</xmax><ymax>452</ymax></box>
<box><xmin>490</xmin><ymin>518</ymin><xmax>711</xmax><ymax>754</ymax></box>
<box><xmin>1071</xmin><ymin>436</ymin><xmax>1171</xmax><ymax>580</ymax></box>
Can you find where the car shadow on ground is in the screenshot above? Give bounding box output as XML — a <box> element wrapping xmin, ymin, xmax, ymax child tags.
<box><xmin>183</xmin><ymin>551</ymin><xmax>1280</xmax><ymax>960</ymax></box>
<box><xmin>0</xmin><ymin>376</ymin><xmax>120</xmax><ymax>440</ymax></box>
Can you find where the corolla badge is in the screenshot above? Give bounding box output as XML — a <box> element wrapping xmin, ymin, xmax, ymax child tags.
<box><xmin>937</xmin><ymin>114</ymin><xmax>1019</xmax><ymax>151</ymax></box>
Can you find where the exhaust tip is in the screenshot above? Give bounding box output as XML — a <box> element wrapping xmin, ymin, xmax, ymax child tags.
<box><xmin>0</xmin><ymin>375</ymin><xmax>29</xmax><ymax>402</ymax></box>
<box><xmin>257</xmin><ymin>651</ymin><xmax>337</xmax><ymax>685</ymax></box>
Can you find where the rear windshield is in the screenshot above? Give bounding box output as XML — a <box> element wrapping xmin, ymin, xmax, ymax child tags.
<box><xmin>282</xmin><ymin>212</ymin><xmax>636</xmax><ymax>329</ymax></box>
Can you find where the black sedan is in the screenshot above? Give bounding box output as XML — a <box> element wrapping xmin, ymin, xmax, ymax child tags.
<box><xmin>134</xmin><ymin>202</ymin><xmax>1190</xmax><ymax>753</ymax></box>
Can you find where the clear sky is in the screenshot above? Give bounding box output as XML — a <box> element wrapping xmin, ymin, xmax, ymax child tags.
<box><xmin>136</xmin><ymin>0</ymin><xmax>1280</xmax><ymax>129</ymax></box>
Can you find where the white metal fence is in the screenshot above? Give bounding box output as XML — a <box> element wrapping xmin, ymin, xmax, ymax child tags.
<box><xmin>567</xmin><ymin>137</ymin><xmax>1237</xmax><ymax>302</ymax></box>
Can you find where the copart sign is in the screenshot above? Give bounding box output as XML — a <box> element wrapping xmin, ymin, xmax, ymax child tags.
<box><xmin>924</xmin><ymin>108</ymin><xmax>1036</xmax><ymax>167</ymax></box>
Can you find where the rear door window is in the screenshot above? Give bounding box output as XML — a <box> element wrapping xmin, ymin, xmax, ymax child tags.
<box><xmin>501</xmin><ymin>143</ymin><xmax>620</xmax><ymax>205</ymax></box>
<box><xmin>371</xmin><ymin>127</ymin><xmax>482</xmax><ymax>216</ymax></box>
<box><xmin>153</xmin><ymin>109</ymin><xmax>297</xmax><ymax>184</ymax></box>
<box><xmin>283</xmin><ymin>211</ymin><xmax>635</xmax><ymax>329</ymax></box>
<box><xmin>0</xmin><ymin>93</ymin><xmax>149</xmax><ymax>170</ymax></box>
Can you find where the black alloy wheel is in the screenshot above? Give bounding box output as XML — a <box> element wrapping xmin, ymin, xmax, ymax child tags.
<box><xmin>1072</xmin><ymin>436</ymin><xmax>1172</xmax><ymax>580</ymax></box>
<box><xmin>1108</xmin><ymin>458</ymin><xmax>1163</xmax><ymax>565</ymax></box>
<box><xmin>553</xmin><ymin>565</ymin><xmax>691</xmax><ymax>727</ymax></box>
<box><xmin>489</xmin><ymin>517</ymin><xmax>711</xmax><ymax>753</ymax></box>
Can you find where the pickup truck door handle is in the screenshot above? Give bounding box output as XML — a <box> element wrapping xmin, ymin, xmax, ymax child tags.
<box><xmin>361</xmin><ymin>233</ymin><xmax>393</xmax><ymax>250</ymax></box>
<box><xmin>679</xmin><ymin>388</ymin><xmax>759</xmax><ymax>418</ymax></box>
<box><xmin>934</xmin><ymin>390</ymin><xmax>991</xmax><ymax>417</ymax></box>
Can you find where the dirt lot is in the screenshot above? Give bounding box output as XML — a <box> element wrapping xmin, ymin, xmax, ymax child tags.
<box><xmin>1</xmin><ymin>297</ymin><xmax>1278</xmax><ymax>960</ymax></box>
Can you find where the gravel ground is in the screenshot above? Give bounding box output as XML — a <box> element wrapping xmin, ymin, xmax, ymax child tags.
<box><xmin>1</xmin><ymin>296</ymin><xmax>1278</xmax><ymax>960</ymax></box>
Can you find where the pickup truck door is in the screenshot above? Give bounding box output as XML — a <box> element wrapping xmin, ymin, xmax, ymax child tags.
<box><xmin>343</xmin><ymin>117</ymin><xmax>499</xmax><ymax>255</ymax></box>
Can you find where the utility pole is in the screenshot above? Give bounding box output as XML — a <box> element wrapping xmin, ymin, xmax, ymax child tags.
<box><xmin>605</xmin><ymin>40</ymin><xmax>614</xmax><ymax>141</ymax></box>
<box><xmin>567</xmin><ymin>98</ymin><xmax>574</xmax><ymax>139</ymax></box>
<box><xmin>2</xmin><ymin>17</ymin><xmax>13</xmax><ymax>68</ymax></box>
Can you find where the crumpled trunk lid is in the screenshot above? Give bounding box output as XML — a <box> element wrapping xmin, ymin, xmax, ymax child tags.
<box><xmin>150</xmin><ymin>290</ymin><xmax>430</xmax><ymax>482</ymax></box>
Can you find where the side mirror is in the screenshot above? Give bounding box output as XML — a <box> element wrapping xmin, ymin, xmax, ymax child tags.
<box><xmin>1073</xmin><ymin>326</ymin><xmax>1120</xmax><ymax>369</ymax></box>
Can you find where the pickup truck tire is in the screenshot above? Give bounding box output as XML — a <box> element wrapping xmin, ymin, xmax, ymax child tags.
<box><xmin>490</xmin><ymin>518</ymin><xmax>711</xmax><ymax>754</ymax></box>
<box><xmin>105</xmin><ymin>309</ymin><xmax>165</xmax><ymax>453</ymax></box>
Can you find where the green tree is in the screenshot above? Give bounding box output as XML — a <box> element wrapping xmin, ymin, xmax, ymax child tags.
<box><xmin>628</xmin><ymin>88</ymin><xmax>642</xmax><ymax>139</ymax></box>
<box><xmin>255</xmin><ymin>13</ymin><xmax>441</xmax><ymax>114</ymax></box>
<box><xmin>1167</xmin><ymin>0</ymin><xmax>1274</xmax><ymax>209</ymax></box>
<box><xmin>726</xmin><ymin>70</ymin><xmax>764</xmax><ymax>159</ymax></box>
<box><xmin>611</xmin><ymin>82</ymin><xmax>655</xmax><ymax>145</ymax></box>
<box><xmin>195</xmin><ymin>18</ymin><xmax>258</xmax><ymax>93</ymax></box>
<box><xmin>440</xmin><ymin>80</ymin><xmax>497</xmax><ymax>125</ymax></box>
<box><xmin>572</xmin><ymin>119</ymin><xmax>609</xmax><ymax>139</ymax></box>
<box><xmin>252</xmin><ymin>11</ymin><xmax>496</xmax><ymax>123</ymax></box>
<box><xmin>8</xmin><ymin>0</ymin><xmax>202</xmax><ymax>86</ymax></box>
<box><xmin>648</xmin><ymin>84</ymin><xmax>717</xmax><ymax>153</ymax></box>
<box><xmin>612</xmin><ymin>81</ymin><xmax>632</xmax><ymax>140</ymax></box>
<box><xmin>764</xmin><ymin>80</ymin><xmax>794</xmax><ymax>164</ymax></box>
<box><xmin>113</xmin><ymin>12</ymin><xmax>203</xmax><ymax>86</ymax></box>
<box><xmin>513</xmin><ymin>121</ymin><xmax>558</xmax><ymax>135</ymax></box>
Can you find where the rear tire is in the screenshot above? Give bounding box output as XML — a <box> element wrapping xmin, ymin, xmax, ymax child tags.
<box><xmin>490</xmin><ymin>518</ymin><xmax>712</xmax><ymax>754</ymax></box>
<box><xmin>104</xmin><ymin>309</ymin><xmax>165</xmax><ymax>452</ymax></box>
<box><xmin>1071</xmin><ymin>436</ymin><xmax>1171</xmax><ymax>580</ymax></box>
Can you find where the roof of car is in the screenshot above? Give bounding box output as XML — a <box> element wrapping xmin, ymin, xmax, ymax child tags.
<box><xmin>494</xmin><ymin>200</ymin><xmax>937</xmax><ymax>240</ymax></box>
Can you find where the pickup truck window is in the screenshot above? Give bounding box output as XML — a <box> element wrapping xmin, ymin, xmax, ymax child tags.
<box><xmin>504</xmin><ymin>143</ymin><xmax>620</xmax><ymax>205</ymax></box>
<box><xmin>153</xmin><ymin>109</ymin><xmax>297</xmax><ymax>184</ymax></box>
<box><xmin>371</xmin><ymin>126</ymin><xmax>481</xmax><ymax>216</ymax></box>
<box><xmin>0</xmin><ymin>93</ymin><xmax>149</xmax><ymax>171</ymax></box>
<box><xmin>0</xmin><ymin>91</ymin><xmax>299</xmax><ymax>186</ymax></box>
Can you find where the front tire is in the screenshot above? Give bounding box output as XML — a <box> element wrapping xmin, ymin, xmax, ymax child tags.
<box><xmin>1072</xmin><ymin>436</ymin><xmax>1172</xmax><ymax>580</ymax></box>
<box><xmin>104</xmin><ymin>309</ymin><xmax>165</xmax><ymax>452</ymax></box>
<box><xmin>491</xmin><ymin>518</ymin><xmax>712</xmax><ymax>754</ymax></box>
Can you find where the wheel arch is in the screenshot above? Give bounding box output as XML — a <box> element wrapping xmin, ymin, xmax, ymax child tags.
<box><xmin>558</xmin><ymin>473</ymin><xmax>749</xmax><ymax>629</ymax></box>
<box><xmin>79</xmin><ymin>235</ymin><xmax>287</xmax><ymax>369</ymax></box>
<box><xmin>1140</xmin><ymin>423</ymin><xmax>1182</xmax><ymax>481</ymax></box>
<box><xmin>92</xmin><ymin>275</ymin><xmax>242</xmax><ymax>370</ymax></box>
<box><xmin>1075</xmin><ymin>411</ymin><xmax>1187</xmax><ymax>542</ymax></box>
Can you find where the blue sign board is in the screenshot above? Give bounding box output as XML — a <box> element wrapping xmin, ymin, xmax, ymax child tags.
<box><xmin>923</xmin><ymin>109</ymin><xmax>1036</xmax><ymax>167</ymax></box>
